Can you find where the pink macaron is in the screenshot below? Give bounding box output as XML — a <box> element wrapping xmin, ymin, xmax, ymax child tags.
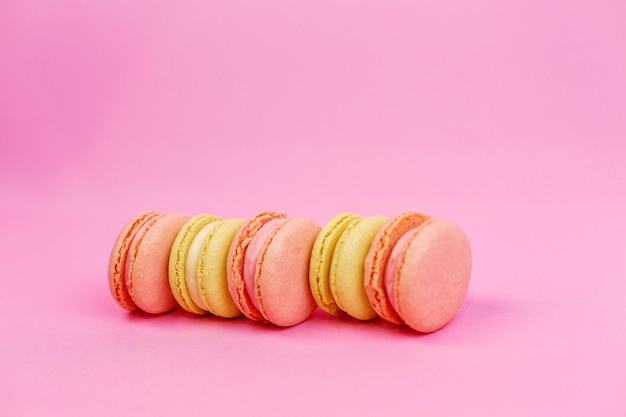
<box><xmin>366</xmin><ymin>212</ymin><xmax>472</xmax><ymax>332</ymax></box>
<box><xmin>386</xmin><ymin>219</ymin><xmax>471</xmax><ymax>332</ymax></box>
<box><xmin>364</xmin><ymin>211</ymin><xmax>432</xmax><ymax>324</ymax></box>
<box><xmin>108</xmin><ymin>211</ymin><xmax>190</xmax><ymax>314</ymax></box>
<box><xmin>227</xmin><ymin>211</ymin><xmax>321</xmax><ymax>327</ymax></box>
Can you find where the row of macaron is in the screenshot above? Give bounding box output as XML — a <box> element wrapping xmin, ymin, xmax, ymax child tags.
<box><xmin>108</xmin><ymin>210</ymin><xmax>472</xmax><ymax>333</ymax></box>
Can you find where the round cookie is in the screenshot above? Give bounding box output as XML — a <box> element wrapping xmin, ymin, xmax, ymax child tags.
<box><xmin>330</xmin><ymin>216</ymin><xmax>388</xmax><ymax>320</ymax></box>
<box><xmin>108</xmin><ymin>211</ymin><xmax>160</xmax><ymax>311</ymax></box>
<box><xmin>227</xmin><ymin>211</ymin><xmax>321</xmax><ymax>326</ymax></box>
<box><xmin>244</xmin><ymin>217</ymin><xmax>321</xmax><ymax>326</ymax></box>
<box><xmin>309</xmin><ymin>212</ymin><xmax>362</xmax><ymax>315</ymax></box>
<box><xmin>125</xmin><ymin>212</ymin><xmax>190</xmax><ymax>314</ymax></box>
<box><xmin>364</xmin><ymin>211</ymin><xmax>431</xmax><ymax>324</ymax></box>
<box><xmin>385</xmin><ymin>219</ymin><xmax>472</xmax><ymax>333</ymax></box>
<box><xmin>227</xmin><ymin>211</ymin><xmax>287</xmax><ymax>322</ymax></box>
<box><xmin>169</xmin><ymin>214</ymin><xmax>223</xmax><ymax>314</ymax></box>
<box><xmin>193</xmin><ymin>218</ymin><xmax>245</xmax><ymax>318</ymax></box>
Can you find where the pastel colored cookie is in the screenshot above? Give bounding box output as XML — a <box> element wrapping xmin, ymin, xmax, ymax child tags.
<box><xmin>185</xmin><ymin>220</ymin><xmax>220</xmax><ymax>313</ymax></box>
<box><xmin>227</xmin><ymin>211</ymin><xmax>320</xmax><ymax>326</ymax></box>
<box><xmin>227</xmin><ymin>211</ymin><xmax>287</xmax><ymax>322</ymax></box>
<box><xmin>168</xmin><ymin>214</ymin><xmax>222</xmax><ymax>314</ymax></box>
<box><xmin>108</xmin><ymin>211</ymin><xmax>160</xmax><ymax>311</ymax></box>
<box><xmin>330</xmin><ymin>215</ymin><xmax>388</xmax><ymax>320</ymax></box>
<box><xmin>193</xmin><ymin>218</ymin><xmax>245</xmax><ymax>318</ymax></box>
<box><xmin>384</xmin><ymin>219</ymin><xmax>472</xmax><ymax>333</ymax></box>
<box><xmin>108</xmin><ymin>211</ymin><xmax>190</xmax><ymax>314</ymax></box>
<box><xmin>309</xmin><ymin>212</ymin><xmax>362</xmax><ymax>315</ymax></box>
<box><xmin>364</xmin><ymin>211</ymin><xmax>431</xmax><ymax>324</ymax></box>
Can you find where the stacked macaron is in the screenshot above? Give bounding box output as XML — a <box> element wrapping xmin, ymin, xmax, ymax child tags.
<box><xmin>108</xmin><ymin>210</ymin><xmax>471</xmax><ymax>332</ymax></box>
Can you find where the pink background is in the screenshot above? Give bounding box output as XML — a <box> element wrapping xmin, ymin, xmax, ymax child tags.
<box><xmin>1</xmin><ymin>1</ymin><xmax>625</xmax><ymax>415</ymax></box>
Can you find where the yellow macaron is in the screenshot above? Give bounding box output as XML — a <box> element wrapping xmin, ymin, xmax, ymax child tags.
<box><xmin>168</xmin><ymin>214</ymin><xmax>222</xmax><ymax>314</ymax></box>
<box><xmin>309</xmin><ymin>212</ymin><xmax>362</xmax><ymax>315</ymax></box>
<box><xmin>329</xmin><ymin>215</ymin><xmax>389</xmax><ymax>320</ymax></box>
<box><xmin>194</xmin><ymin>218</ymin><xmax>245</xmax><ymax>318</ymax></box>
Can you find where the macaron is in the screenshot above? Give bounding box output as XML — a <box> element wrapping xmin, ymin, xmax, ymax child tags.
<box><xmin>168</xmin><ymin>214</ymin><xmax>223</xmax><ymax>314</ymax></box>
<box><xmin>108</xmin><ymin>211</ymin><xmax>159</xmax><ymax>311</ymax></box>
<box><xmin>227</xmin><ymin>211</ymin><xmax>321</xmax><ymax>327</ymax></box>
<box><xmin>309</xmin><ymin>212</ymin><xmax>361</xmax><ymax>315</ymax></box>
<box><xmin>364</xmin><ymin>211</ymin><xmax>432</xmax><ymax>324</ymax></box>
<box><xmin>192</xmin><ymin>218</ymin><xmax>245</xmax><ymax>318</ymax></box>
<box><xmin>384</xmin><ymin>218</ymin><xmax>472</xmax><ymax>333</ymax></box>
<box><xmin>108</xmin><ymin>211</ymin><xmax>191</xmax><ymax>314</ymax></box>
<box><xmin>329</xmin><ymin>215</ymin><xmax>389</xmax><ymax>320</ymax></box>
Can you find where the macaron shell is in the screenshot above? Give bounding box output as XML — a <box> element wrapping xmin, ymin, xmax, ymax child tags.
<box><xmin>330</xmin><ymin>216</ymin><xmax>388</xmax><ymax>320</ymax></box>
<box><xmin>364</xmin><ymin>211</ymin><xmax>431</xmax><ymax>324</ymax></box>
<box><xmin>244</xmin><ymin>218</ymin><xmax>286</xmax><ymax>312</ymax></box>
<box><xmin>169</xmin><ymin>214</ymin><xmax>222</xmax><ymax>314</ymax></box>
<box><xmin>127</xmin><ymin>212</ymin><xmax>191</xmax><ymax>314</ymax></box>
<box><xmin>185</xmin><ymin>221</ymin><xmax>219</xmax><ymax>312</ymax></box>
<box><xmin>394</xmin><ymin>219</ymin><xmax>472</xmax><ymax>333</ymax></box>
<box><xmin>196</xmin><ymin>218</ymin><xmax>245</xmax><ymax>318</ymax></box>
<box><xmin>108</xmin><ymin>211</ymin><xmax>160</xmax><ymax>311</ymax></box>
<box><xmin>309</xmin><ymin>212</ymin><xmax>362</xmax><ymax>315</ymax></box>
<box><xmin>227</xmin><ymin>211</ymin><xmax>287</xmax><ymax>322</ymax></box>
<box><xmin>255</xmin><ymin>217</ymin><xmax>321</xmax><ymax>326</ymax></box>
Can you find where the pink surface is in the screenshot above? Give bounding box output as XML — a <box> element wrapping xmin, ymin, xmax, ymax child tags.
<box><xmin>1</xmin><ymin>0</ymin><xmax>625</xmax><ymax>415</ymax></box>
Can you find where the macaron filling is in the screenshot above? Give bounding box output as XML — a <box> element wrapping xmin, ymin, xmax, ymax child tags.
<box><xmin>243</xmin><ymin>218</ymin><xmax>287</xmax><ymax>311</ymax></box>
<box><xmin>186</xmin><ymin>221</ymin><xmax>219</xmax><ymax>311</ymax></box>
